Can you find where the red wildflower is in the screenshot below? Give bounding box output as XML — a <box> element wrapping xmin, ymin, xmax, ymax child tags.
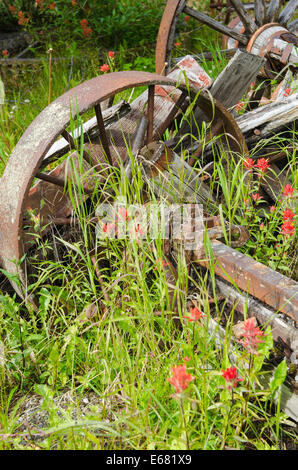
<box><xmin>82</xmin><ymin>27</ymin><xmax>92</xmax><ymax>37</ymax></box>
<box><xmin>71</xmin><ymin>0</ymin><xmax>77</xmax><ymax>4</ymax></box>
<box><xmin>18</xmin><ymin>11</ymin><xmax>29</xmax><ymax>25</ymax></box>
<box><xmin>251</xmin><ymin>193</ymin><xmax>261</xmax><ymax>202</ymax></box>
<box><xmin>48</xmin><ymin>2</ymin><xmax>56</xmax><ymax>9</ymax></box>
<box><xmin>100</xmin><ymin>63</ymin><xmax>110</xmax><ymax>73</ymax></box>
<box><xmin>102</xmin><ymin>222</ymin><xmax>115</xmax><ymax>234</ymax></box>
<box><xmin>235</xmin><ymin>100</ymin><xmax>244</xmax><ymax>112</ymax></box>
<box><xmin>154</xmin><ymin>259</ymin><xmax>170</xmax><ymax>271</ymax></box>
<box><xmin>117</xmin><ymin>207</ymin><xmax>129</xmax><ymax>220</ymax></box>
<box><xmin>255</xmin><ymin>158</ymin><xmax>270</xmax><ymax>173</ymax></box>
<box><xmin>281</xmin><ymin>220</ymin><xmax>295</xmax><ymax>237</ymax></box>
<box><xmin>184</xmin><ymin>15</ymin><xmax>190</xmax><ymax>21</ymax></box>
<box><xmin>36</xmin><ymin>0</ymin><xmax>43</xmax><ymax>7</ymax></box>
<box><xmin>237</xmin><ymin>318</ymin><xmax>264</xmax><ymax>355</ymax></box>
<box><xmin>2</xmin><ymin>50</ymin><xmax>8</xmax><ymax>57</ymax></box>
<box><xmin>221</xmin><ymin>366</ymin><xmax>243</xmax><ymax>391</ymax></box>
<box><xmin>9</xmin><ymin>5</ymin><xmax>16</xmax><ymax>13</ymax></box>
<box><xmin>108</xmin><ymin>51</ymin><xmax>115</xmax><ymax>58</ymax></box>
<box><xmin>174</xmin><ymin>41</ymin><xmax>181</xmax><ymax>47</ymax></box>
<box><xmin>183</xmin><ymin>306</ymin><xmax>205</xmax><ymax>322</ymax></box>
<box><xmin>167</xmin><ymin>364</ymin><xmax>194</xmax><ymax>394</ymax></box>
<box><xmin>259</xmin><ymin>223</ymin><xmax>265</xmax><ymax>229</ymax></box>
<box><xmin>283</xmin><ymin>88</ymin><xmax>291</xmax><ymax>97</ymax></box>
<box><xmin>183</xmin><ymin>356</ymin><xmax>191</xmax><ymax>362</ymax></box>
<box><xmin>154</xmin><ymin>259</ymin><xmax>170</xmax><ymax>270</ymax></box>
<box><xmin>80</xmin><ymin>19</ymin><xmax>88</xmax><ymax>27</ymax></box>
<box><xmin>243</xmin><ymin>157</ymin><xmax>254</xmax><ymax>170</ymax></box>
<box><xmin>133</xmin><ymin>223</ymin><xmax>144</xmax><ymax>237</ymax></box>
<box><xmin>283</xmin><ymin>209</ymin><xmax>295</xmax><ymax>220</ymax></box>
<box><xmin>270</xmin><ymin>206</ymin><xmax>275</xmax><ymax>212</ymax></box>
<box><xmin>283</xmin><ymin>184</ymin><xmax>294</xmax><ymax>197</ymax></box>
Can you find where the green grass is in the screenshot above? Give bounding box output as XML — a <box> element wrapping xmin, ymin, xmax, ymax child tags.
<box><xmin>0</xmin><ymin>19</ymin><xmax>297</xmax><ymax>450</ymax></box>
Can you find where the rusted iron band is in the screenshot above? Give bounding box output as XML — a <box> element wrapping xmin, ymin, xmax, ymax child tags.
<box><xmin>195</xmin><ymin>239</ymin><xmax>298</xmax><ymax>321</ymax></box>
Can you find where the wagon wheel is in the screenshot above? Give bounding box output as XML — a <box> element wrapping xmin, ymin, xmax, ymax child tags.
<box><xmin>0</xmin><ymin>70</ymin><xmax>246</xmax><ymax>300</ymax></box>
<box><xmin>156</xmin><ymin>0</ymin><xmax>298</xmax><ymax>100</ymax></box>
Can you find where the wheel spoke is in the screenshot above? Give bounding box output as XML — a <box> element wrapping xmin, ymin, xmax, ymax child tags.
<box><xmin>147</xmin><ymin>85</ymin><xmax>155</xmax><ymax>144</ymax></box>
<box><xmin>279</xmin><ymin>0</ymin><xmax>298</xmax><ymax>26</ymax></box>
<box><xmin>61</xmin><ymin>128</ymin><xmax>99</xmax><ymax>169</ymax></box>
<box><xmin>288</xmin><ymin>18</ymin><xmax>298</xmax><ymax>33</ymax></box>
<box><xmin>254</xmin><ymin>0</ymin><xmax>266</xmax><ymax>27</ymax></box>
<box><xmin>266</xmin><ymin>0</ymin><xmax>282</xmax><ymax>22</ymax></box>
<box><xmin>35</xmin><ymin>171</ymin><xmax>93</xmax><ymax>194</ymax></box>
<box><xmin>154</xmin><ymin>89</ymin><xmax>188</xmax><ymax>140</ymax></box>
<box><xmin>94</xmin><ymin>104</ymin><xmax>113</xmax><ymax>166</ymax></box>
<box><xmin>183</xmin><ymin>5</ymin><xmax>249</xmax><ymax>44</ymax></box>
<box><xmin>228</xmin><ymin>0</ymin><xmax>257</xmax><ymax>34</ymax></box>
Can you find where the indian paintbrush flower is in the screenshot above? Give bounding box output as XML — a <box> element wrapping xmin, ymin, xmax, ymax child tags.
<box><xmin>167</xmin><ymin>363</ymin><xmax>194</xmax><ymax>394</ymax></box>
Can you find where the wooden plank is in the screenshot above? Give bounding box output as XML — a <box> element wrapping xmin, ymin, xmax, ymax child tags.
<box><xmin>278</xmin><ymin>0</ymin><xmax>298</xmax><ymax>26</ymax></box>
<box><xmin>229</xmin><ymin>0</ymin><xmax>257</xmax><ymax>34</ymax></box>
<box><xmin>210</xmin><ymin>50</ymin><xmax>265</xmax><ymax>110</ymax></box>
<box><xmin>183</xmin><ymin>5</ymin><xmax>249</xmax><ymax>45</ymax></box>
<box><xmin>236</xmin><ymin>93</ymin><xmax>298</xmax><ymax>144</ymax></box>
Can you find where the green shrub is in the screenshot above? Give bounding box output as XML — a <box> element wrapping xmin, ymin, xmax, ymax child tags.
<box><xmin>0</xmin><ymin>0</ymin><xmax>166</xmax><ymax>47</ymax></box>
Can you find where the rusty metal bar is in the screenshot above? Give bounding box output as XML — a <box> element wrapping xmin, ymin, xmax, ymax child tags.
<box><xmin>35</xmin><ymin>171</ymin><xmax>93</xmax><ymax>195</ymax></box>
<box><xmin>154</xmin><ymin>90</ymin><xmax>188</xmax><ymax>140</ymax></box>
<box><xmin>147</xmin><ymin>85</ymin><xmax>155</xmax><ymax>144</ymax></box>
<box><xmin>195</xmin><ymin>240</ymin><xmax>298</xmax><ymax>321</ymax></box>
<box><xmin>94</xmin><ymin>103</ymin><xmax>113</xmax><ymax>167</ymax></box>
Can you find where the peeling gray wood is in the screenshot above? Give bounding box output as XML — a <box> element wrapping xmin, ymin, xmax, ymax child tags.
<box><xmin>236</xmin><ymin>93</ymin><xmax>298</xmax><ymax>143</ymax></box>
<box><xmin>210</xmin><ymin>50</ymin><xmax>265</xmax><ymax>110</ymax></box>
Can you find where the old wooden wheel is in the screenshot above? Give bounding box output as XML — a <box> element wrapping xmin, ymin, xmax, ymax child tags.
<box><xmin>156</xmin><ymin>0</ymin><xmax>298</xmax><ymax>95</ymax></box>
<box><xmin>0</xmin><ymin>70</ymin><xmax>246</xmax><ymax>300</ymax></box>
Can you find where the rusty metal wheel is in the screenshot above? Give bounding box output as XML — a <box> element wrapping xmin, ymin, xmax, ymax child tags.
<box><xmin>155</xmin><ymin>0</ymin><xmax>298</xmax><ymax>89</ymax></box>
<box><xmin>0</xmin><ymin>70</ymin><xmax>246</xmax><ymax>300</ymax></box>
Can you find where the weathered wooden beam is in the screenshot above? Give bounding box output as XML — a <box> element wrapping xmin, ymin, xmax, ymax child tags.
<box><xmin>210</xmin><ymin>50</ymin><xmax>265</xmax><ymax>110</ymax></box>
<box><xmin>236</xmin><ymin>93</ymin><xmax>298</xmax><ymax>145</ymax></box>
<box><xmin>266</xmin><ymin>0</ymin><xmax>282</xmax><ymax>22</ymax></box>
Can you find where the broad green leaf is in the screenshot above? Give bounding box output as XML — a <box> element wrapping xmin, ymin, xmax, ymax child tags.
<box><xmin>270</xmin><ymin>359</ymin><xmax>287</xmax><ymax>391</ymax></box>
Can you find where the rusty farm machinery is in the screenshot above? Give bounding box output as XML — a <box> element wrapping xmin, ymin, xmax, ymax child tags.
<box><xmin>0</xmin><ymin>0</ymin><xmax>297</xmax><ymax>418</ymax></box>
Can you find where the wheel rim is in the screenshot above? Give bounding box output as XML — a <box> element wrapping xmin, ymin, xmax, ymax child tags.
<box><xmin>0</xmin><ymin>70</ymin><xmax>246</xmax><ymax>299</ymax></box>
